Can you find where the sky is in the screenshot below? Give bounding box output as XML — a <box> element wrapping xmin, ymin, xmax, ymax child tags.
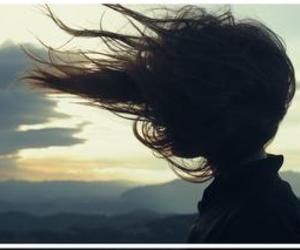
<box><xmin>0</xmin><ymin>4</ymin><xmax>299</xmax><ymax>183</ymax></box>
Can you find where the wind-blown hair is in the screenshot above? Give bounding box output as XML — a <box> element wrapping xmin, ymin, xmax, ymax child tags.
<box><xmin>24</xmin><ymin>4</ymin><xmax>296</xmax><ymax>182</ymax></box>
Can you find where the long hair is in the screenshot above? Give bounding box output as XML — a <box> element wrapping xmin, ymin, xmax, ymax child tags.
<box><xmin>23</xmin><ymin>4</ymin><xmax>296</xmax><ymax>182</ymax></box>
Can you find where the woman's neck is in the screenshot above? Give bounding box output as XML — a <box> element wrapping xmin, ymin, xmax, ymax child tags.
<box><xmin>213</xmin><ymin>149</ymin><xmax>269</xmax><ymax>179</ymax></box>
<box><xmin>238</xmin><ymin>149</ymin><xmax>267</xmax><ymax>166</ymax></box>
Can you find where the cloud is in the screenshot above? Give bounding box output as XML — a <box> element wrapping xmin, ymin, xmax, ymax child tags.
<box><xmin>0</xmin><ymin>155</ymin><xmax>18</xmax><ymax>169</ymax></box>
<box><xmin>0</xmin><ymin>127</ymin><xmax>84</xmax><ymax>155</ymax></box>
<box><xmin>0</xmin><ymin>88</ymin><xmax>66</xmax><ymax>131</ymax></box>
<box><xmin>0</xmin><ymin>42</ymin><xmax>85</xmax><ymax>169</ymax></box>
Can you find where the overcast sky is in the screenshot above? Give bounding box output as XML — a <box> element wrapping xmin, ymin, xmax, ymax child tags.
<box><xmin>0</xmin><ymin>4</ymin><xmax>299</xmax><ymax>183</ymax></box>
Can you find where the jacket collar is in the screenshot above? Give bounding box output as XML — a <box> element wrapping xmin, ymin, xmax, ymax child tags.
<box><xmin>198</xmin><ymin>154</ymin><xmax>284</xmax><ymax>213</ymax></box>
<box><xmin>214</xmin><ymin>153</ymin><xmax>284</xmax><ymax>181</ymax></box>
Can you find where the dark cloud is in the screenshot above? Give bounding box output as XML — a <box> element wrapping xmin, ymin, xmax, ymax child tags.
<box><xmin>0</xmin><ymin>88</ymin><xmax>66</xmax><ymax>131</ymax></box>
<box><xmin>0</xmin><ymin>127</ymin><xmax>84</xmax><ymax>155</ymax></box>
<box><xmin>0</xmin><ymin>42</ymin><xmax>86</xmax><ymax>169</ymax></box>
<box><xmin>0</xmin><ymin>42</ymin><xmax>44</xmax><ymax>89</ymax></box>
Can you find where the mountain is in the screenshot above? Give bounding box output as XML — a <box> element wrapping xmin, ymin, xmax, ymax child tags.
<box><xmin>0</xmin><ymin>180</ymin><xmax>139</xmax><ymax>215</ymax></box>
<box><xmin>0</xmin><ymin>180</ymin><xmax>138</xmax><ymax>202</ymax></box>
<box><xmin>121</xmin><ymin>179</ymin><xmax>210</xmax><ymax>214</ymax></box>
<box><xmin>0</xmin><ymin>178</ymin><xmax>206</xmax><ymax>215</ymax></box>
<box><xmin>0</xmin><ymin>171</ymin><xmax>299</xmax><ymax>215</ymax></box>
<box><xmin>0</xmin><ymin>171</ymin><xmax>300</xmax><ymax>243</ymax></box>
<box><xmin>280</xmin><ymin>171</ymin><xmax>300</xmax><ymax>194</ymax></box>
<box><xmin>120</xmin><ymin>171</ymin><xmax>300</xmax><ymax>214</ymax></box>
<box><xmin>0</xmin><ymin>210</ymin><xmax>196</xmax><ymax>243</ymax></box>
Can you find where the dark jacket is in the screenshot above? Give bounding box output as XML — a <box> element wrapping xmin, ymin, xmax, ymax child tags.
<box><xmin>188</xmin><ymin>154</ymin><xmax>300</xmax><ymax>243</ymax></box>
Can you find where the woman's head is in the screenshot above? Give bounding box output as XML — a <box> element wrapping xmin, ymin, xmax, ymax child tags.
<box><xmin>24</xmin><ymin>5</ymin><xmax>296</xmax><ymax>181</ymax></box>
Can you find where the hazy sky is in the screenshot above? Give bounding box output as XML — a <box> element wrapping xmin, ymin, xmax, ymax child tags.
<box><xmin>0</xmin><ymin>4</ymin><xmax>299</xmax><ymax>183</ymax></box>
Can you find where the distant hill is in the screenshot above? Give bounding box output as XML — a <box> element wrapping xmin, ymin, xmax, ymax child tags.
<box><xmin>280</xmin><ymin>171</ymin><xmax>300</xmax><ymax>194</ymax></box>
<box><xmin>0</xmin><ymin>210</ymin><xmax>196</xmax><ymax>243</ymax></box>
<box><xmin>0</xmin><ymin>178</ymin><xmax>207</xmax><ymax>215</ymax></box>
<box><xmin>0</xmin><ymin>180</ymin><xmax>139</xmax><ymax>215</ymax></box>
<box><xmin>0</xmin><ymin>171</ymin><xmax>299</xmax><ymax>215</ymax></box>
<box><xmin>0</xmin><ymin>180</ymin><xmax>138</xmax><ymax>201</ymax></box>
<box><xmin>120</xmin><ymin>171</ymin><xmax>300</xmax><ymax>214</ymax></box>
<box><xmin>121</xmin><ymin>179</ymin><xmax>210</xmax><ymax>214</ymax></box>
<box><xmin>0</xmin><ymin>171</ymin><xmax>300</xmax><ymax>243</ymax></box>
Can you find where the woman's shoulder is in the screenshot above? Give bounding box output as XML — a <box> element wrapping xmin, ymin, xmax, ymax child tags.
<box><xmin>188</xmin><ymin>174</ymin><xmax>300</xmax><ymax>243</ymax></box>
<box><xmin>219</xmin><ymin>177</ymin><xmax>300</xmax><ymax>243</ymax></box>
<box><xmin>223</xmin><ymin>194</ymin><xmax>300</xmax><ymax>243</ymax></box>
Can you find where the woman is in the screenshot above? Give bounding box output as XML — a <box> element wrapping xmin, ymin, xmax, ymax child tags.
<box><xmin>24</xmin><ymin>4</ymin><xmax>300</xmax><ymax>243</ymax></box>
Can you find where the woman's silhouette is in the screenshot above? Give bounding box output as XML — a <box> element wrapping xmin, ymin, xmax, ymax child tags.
<box><xmin>24</xmin><ymin>5</ymin><xmax>300</xmax><ymax>243</ymax></box>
